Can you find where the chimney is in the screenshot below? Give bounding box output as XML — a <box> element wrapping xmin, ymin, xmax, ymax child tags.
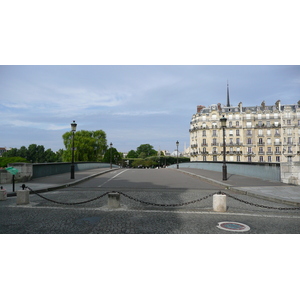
<box><xmin>197</xmin><ymin>105</ymin><xmax>205</xmax><ymax>113</ymax></box>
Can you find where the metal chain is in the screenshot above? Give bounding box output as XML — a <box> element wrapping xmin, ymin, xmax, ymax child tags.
<box><xmin>117</xmin><ymin>191</ymin><xmax>215</xmax><ymax>207</ymax></box>
<box><xmin>223</xmin><ymin>191</ymin><xmax>300</xmax><ymax>210</ymax></box>
<box><xmin>26</xmin><ymin>186</ymin><xmax>110</xmax><ymax>206</ymax></box>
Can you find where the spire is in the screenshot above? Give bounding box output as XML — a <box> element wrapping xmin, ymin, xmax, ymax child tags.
<box><xmin>227</xmin><ymin>80</ymin><xmax>230</xmax><ymax>107</ymax></box>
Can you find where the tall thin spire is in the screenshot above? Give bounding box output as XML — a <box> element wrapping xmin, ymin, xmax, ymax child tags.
<box><xmin>226</xmin><ymin>80</ymin><xmax>230</xmax><ymax>107</ymax></box>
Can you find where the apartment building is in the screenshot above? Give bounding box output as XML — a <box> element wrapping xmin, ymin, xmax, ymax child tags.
<box><xmin>189</xmin><ymin>100</ymin><xmax>300</xmax><ymax>163</ymax></box>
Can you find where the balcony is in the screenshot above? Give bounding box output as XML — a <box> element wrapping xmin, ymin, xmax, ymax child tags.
<box><xmin>266</xmin><ymin>151</ymin><xmax>273</xmax><ymax>155</ymax></box>
<box><xmin>258</xmin><ymin>152</ymin><xmax>265</xmax><ymax>155</ymax></box>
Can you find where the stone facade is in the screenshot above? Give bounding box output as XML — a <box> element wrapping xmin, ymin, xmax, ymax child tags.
<box><xmin>189</xmin><ymin>100</ymin><xmax>300</xmax><ymax>164</ymax></box>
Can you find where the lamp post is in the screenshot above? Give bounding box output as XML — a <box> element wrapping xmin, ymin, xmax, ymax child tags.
<box><xmin>176</xmin><ymin>140</ymin><xmax>179</xmax><ymax>169</ymax></box>
<box><xmin>220</xmin><ymin>115</ymin><xmax>227</xmax><ymax>181</ymax></box>
<box><xmin>110</xmin><ymin>142</ymin><xmax>113</xmax><ymax>169</ymax></box>
<box><xmin>70</xmin><ymin>120</ymin><xmax>77</xmax><ymax>179</ymax></box>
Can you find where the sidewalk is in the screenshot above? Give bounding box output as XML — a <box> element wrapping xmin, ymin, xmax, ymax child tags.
<box><xmin>177</xmin><ymin>167</ymin><xmax>300</xmax><ymax>207</ymax></box>
<box><xmin>1</xmin><ymin>168</ymin><xmax>116</xmax><ymax>196</ymax></box>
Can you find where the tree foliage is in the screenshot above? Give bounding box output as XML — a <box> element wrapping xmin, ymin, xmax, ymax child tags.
<box><xmin>102</xmin><ymin>147</ymin><xmax>122</xmax><ymax>165</ymax></box>
<box><xmin>136</xmin><ymin>144</ymin><xmax>157</xmax><ymax>157</ymax></box>
<box><xmin>62</xmin><ymin>130</ymin><xmax>107</xmax><ymax>162</ymax></box>
<box><xmin>0</xmin><ymin>157</ymin><xmax>29</xmax><ymax>168</ymax></box>
<box><xmin>2</xmin><ymin>144</ymin><xmax>59</xmax><ymax>163</ymax></box>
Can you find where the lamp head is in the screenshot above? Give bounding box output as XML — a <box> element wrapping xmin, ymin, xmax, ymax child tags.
<box><xmin>220</xmin><ymin>115</ymin><xmax>227</xmax><ymax>128</ymax></box>
<box><xmin>71</xmin><ymin>120</ymin><xmax>77</xmax><ymax>132</ymax></box>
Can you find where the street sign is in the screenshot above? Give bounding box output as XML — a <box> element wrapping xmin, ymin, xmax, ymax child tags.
<box><xmin>6</xmin><ymin>167</ymin><xmax>19</xmax><ymax>175</ymax></box>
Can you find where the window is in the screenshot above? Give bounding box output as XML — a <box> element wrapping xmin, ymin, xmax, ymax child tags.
<box><xmin>267</xmin><ymin>138</ymin><xmax>271</xmax><ymax>145</ymax></box>
<box><xmin>276</xmin><ymin>156</ymin><xmax>280</xmax><ymax>162</ymax></box>
<box><xmin>213</xmin><ymin>156</ymin><xmax>217</xmax><ymax>161</ymax></box>
<box><xmin>258</xmin><ymin>129</ymin><xmax>263</xmax><ymax>136</ymax></box>
<box><xmin>287</xmin><ymin>119</ymin><xmax>291</xmax><ymax>125</ymax></box>
<box><xmin>229</xmin><ymin>130</ymin><xmax>233</xmax><ymax>136</ymax></box>
<box><xmin>212</xmin><ymin>130</ymin><xmax>217</xmax><ymax>136</ymax></box>
<box><xmin>236</xmin><ymin>129</ymin><xmax>240</xmax><ymax>136</ymax></box>
<box><xmin>248</xmin><ymin>156</ymin><xmax>252</xmax><ymax>162</ymax></box>
<box><xmin>202</xmin><ymin>139</ymin><xmax>207</xmax><ymax>145</ymax></box>
<box><xmin>203</xmin><ymin>156</ymin><xmax>207</xmax><ymax>161</ymax></box>
<box><xmin>258</xmin><ymin>138</ymin><xmax>263</xmax><ymax>144</ymax></box>
<box><xmin>236</xmin><ymin>138</ymin><xmax>240</xmax><ymax>145</ymax></box>
<box><xmin>248</xmin><ymin>147</ymin><xmax>252</xmax><ymax>154</ymax></box>
<box><xmin>288</xmin><ymin>137</ymin><xmax>292</xmax><ymax>145</ymax></box>
<box><xmin>246</xmin><ymin>114</ymin><xmax>251</xmax><ymax>119</ymax></box>
<box><xmin>246</xmin><ymin>122</ymin><xmax>252</xmax><ymax>128</ymax></box>
<box><xmin>212</xmin><ymin>114</ymin><xmax>217</xmax><ymax>120</ymax></box>
<box><xmin>236</xmin><ymin>121</ymin><xmax>239</xmax><ymax>127</ymax></box>
<box><xmin>288</xmin><ymin>156</ymin><xmax>292</xmax><ymax>162</ymax></box>
<box><xmin>267</xmin><ymin>147</ymin><xmax>271</xmax><ymax>153</ymax></box>
<box><xmin>268</xmin><ymin>156</ymin><xmax>272</xmax><ymax>162</ymax></box>
<box><xmin>259</xmin><ymin>156</ymin><xmax>264</xmax><ymax>162</ymax></box>
<box><xmin>229</xmin><ymin>121</ymin><xmax>232</xmax><ymax>127</ymax></box>
<box><xmin>203</xmin><ymin>147</ymin><xmax>206</xmax><ymax>153</ymax></box>
<box><xmin>258</xmin><ymin>121</ymin><xmax>262</xmax><ymax>127</ymax></box>
<box><xmin>275</xmin><ymin>147</ymin><xmax>280</xmax><ymax>153</ymax></box>
<box><xmin>202</xmin><ymin>116</ymin><xmax>206</xmax><ymax>121</ymax></box>
<box><xmin>237</xmin><ymin>156</ymin><xmax>240</xmax><ymax>162</ymax></box>
<box><xmin>266</xmin><ymin>121</ymin><xmax>271</xmax><ymax>127</ymax></box>
<box><xmin>274</xmin><ymin>113</ymin><xmax>278</xmax><ymax>119</ymax></box>
<box><xmin>247</xmin><ymin>130</ymin><xmax>252</xmax><ymax>135</ymax></box>
<box><xmin>202</xmin><ymin>130</ymin><xmax>206</xmax><ymax>137</ymax></box>
<box><xmin>213</xmin><ymin>147</ymin><xmax>217</xmax><ymax>153</ymax></box>
<box><xmin>229</xmin><ymin>138</ymin><xmax>233</xmax><ymax>145</ymax></box>
<box><xmin>258</xmin><ymin>114</ymin><xmax>262</xmax><ymax>120</ymax></box>
<box><xmin>247</xmin><ymin>138</ymin><xmax>252</xmax><ymax>144</ymax></box>
<box><xmin>266</xmin><ymin>114</ymin><xmax>270</xmax><ymax>119</ymax></box>
<box><xmin>212</xmin><ymin>138</ymin><xmax>217</xmax><ymax>146</ymax></box>
<box><xmin>288</xmin><ymin>146</ymin><xmax>292</xmax><ymax>153</ymax></box>
<box><xmin>259</xmin><ymin>147</ymin><xmax>263</xmax><ymax>153</ymax></box>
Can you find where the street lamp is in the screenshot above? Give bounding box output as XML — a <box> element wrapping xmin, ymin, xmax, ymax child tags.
<box><xmin>110</xmin><ymin>142</ymin><xmax>113</xmax><ymax>169</ymax></box>
<box><xmin>70</xmin><ymin>120</ymin><xmax>77</xmax><ymax>179</ymax></box>
<box><xmin>176</xmin><ymin>140</ymin><xmax>179</xmax><ymax>169</ymax></box>
<box><xmin>220</xmin><ymin>115</ymin><xmax>227</xmax><ymax>180</ymax></box>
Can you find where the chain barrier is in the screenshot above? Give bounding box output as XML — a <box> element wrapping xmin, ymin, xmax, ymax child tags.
<box><xmin>26</xmin><ymin>186</ymin><xmax>110</xmax><ymax>206</ymax></box>
<box><xmin>24</xmin><ymin>186</ymin><xmax>300</xmax><ymax>210</ymax></box>
<box><xmin>25</xmin><ymin>185</ymin><xmax>214</xmax><ymax>207</ymax></box>
<box><xmin>222</xmin><ymin>191</ymin><xmax>300</xmax><ymax>211</ymax></box>
<box><xmin>117</xmin><ymin>191</ymin><xmax>215</xmax><ymax>207</ymax></box>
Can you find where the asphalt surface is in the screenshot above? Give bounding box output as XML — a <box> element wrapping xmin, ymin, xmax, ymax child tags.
<box><xmin>1</xmin><ymin>167</ymin><xmax>300</xmax><ymax>233</ymax></box>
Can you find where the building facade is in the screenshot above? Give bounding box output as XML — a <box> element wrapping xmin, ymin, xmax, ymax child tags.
<box><xmin>189</xmin><ymin>100</ymin><xmax>300</xmax><ymax>163</ymax></box>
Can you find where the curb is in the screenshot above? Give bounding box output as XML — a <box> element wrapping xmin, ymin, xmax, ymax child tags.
<box><xmin>175</xmin><ymin>169</ymin><xmax>300</xmax><ymax>207</ymax></box>
<box><xmin>6</xmin><ymin>169</ymin><xmax>117</xmax><ymax>197</ymax></box>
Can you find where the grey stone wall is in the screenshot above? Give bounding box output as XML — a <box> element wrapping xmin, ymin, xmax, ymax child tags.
<box><xmin>280</xmin><ymin>162</ymin><xmax>300</xmax><ymax>185</ymax></box>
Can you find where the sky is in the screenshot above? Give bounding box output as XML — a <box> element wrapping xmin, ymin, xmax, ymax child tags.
<box><xmin>0</xmin><ymin>65</ymin><xmax>300</xmax><ymax>153</ymax></box>
<box><xmin>1</xmin><ymin>1</ymin><xmax>299</xmax><ymax>155</ymax></box>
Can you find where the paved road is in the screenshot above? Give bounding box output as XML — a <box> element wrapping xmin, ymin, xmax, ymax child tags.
<box><xmin>1</xmin><ymin>168</ymin><xmax>299</xmax><ymax>234</ymax></box>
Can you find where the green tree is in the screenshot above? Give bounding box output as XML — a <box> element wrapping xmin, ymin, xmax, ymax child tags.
<box><xmin>62</xmin><ymin>130</ymin><xmax>107</xmax><ymax>162</ymax></box>
<box><xmin>102</xmin><ymin>147</ymin><xmax>122</xmax><ymax>165</ymax></box>
<box><xmin>126</xmin><ymin>150</ymin><xmax>137</xmax><ymax>158</ymax></box>
<box><xmin>136</xmin><ymin>144</ymin><xmax>157</xmax><ymax>157</ymax></box>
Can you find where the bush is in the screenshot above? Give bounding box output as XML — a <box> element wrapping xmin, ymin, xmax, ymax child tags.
<box><xmin>0</xmin><ymin>157</ymin><xmax>29</xmax><ymax>168</ymax></box>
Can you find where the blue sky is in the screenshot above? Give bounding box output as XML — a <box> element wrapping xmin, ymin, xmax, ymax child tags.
<box><xmin>1</xmin><ymin>65</ymin><xmax>299</xmax><ymax>153</ymax></box>
<box><xmin>1</xmin><ymin>1</ymin><xmax>299</xmax><ymax>153</ymax></box>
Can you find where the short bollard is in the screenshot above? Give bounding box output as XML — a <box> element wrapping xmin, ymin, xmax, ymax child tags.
<box><xmin>0</xmin><ymin>186</ymin><xmax>7</xmax><ymax>201</ymax></box>
<box><xmin>17</xmin><ymin>185</ymin><xmax>30</xmax><ymax>205</ymax></box>
<box><xmin>108</xmin><ymin>192</ymin><xmax>120</xmax><ymax>209</ymax></box>
<box><xmin>213</xmin><ymin>193</ymin><xmax>227</xmax><ymax>212</ymax></box>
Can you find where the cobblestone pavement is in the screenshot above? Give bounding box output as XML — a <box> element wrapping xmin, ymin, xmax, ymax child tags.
<box><xmin>1</xmin><ymin>187</ymin><xmax>300</xmax><ymax>233</ymax></box>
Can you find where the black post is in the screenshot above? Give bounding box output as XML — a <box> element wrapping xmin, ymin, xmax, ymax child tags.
<box><xmin>110</xmin><ymin>143</ymin><xmax>112</xmax><ymax>169</ymax></box>
<box><xmin>12</xmin><ymin>175</ymin><xmax>15</xmax><ymax>192</ymax></box>
<box><xmin>222</xmin><ymin>126</ymin><xmax>227</xmax><ymax>181</ymax></box>
<box><xmin>71</xmin><ymin>130</ymin><xmax>75</xmax><ymax>179</ymax></box>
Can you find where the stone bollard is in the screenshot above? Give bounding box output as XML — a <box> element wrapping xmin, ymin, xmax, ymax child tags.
<box><xmin>17</xmin><ymin>186</ymin><xmax>30</xmax><ymax>205</ymax></box>
<box><xmin>0</xmin><ymin>186</ymin><xmax>7</xmax><ymax>201</ymax></box>
<box><xmin>108</xmin><ymin>192</ymin><xmax>120</xmax><ymax>209</ymax></box>
<box><xmin>213</xmin><ymin>193</ymin><xmax>227</xmax><ymax>212</ymax></box>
